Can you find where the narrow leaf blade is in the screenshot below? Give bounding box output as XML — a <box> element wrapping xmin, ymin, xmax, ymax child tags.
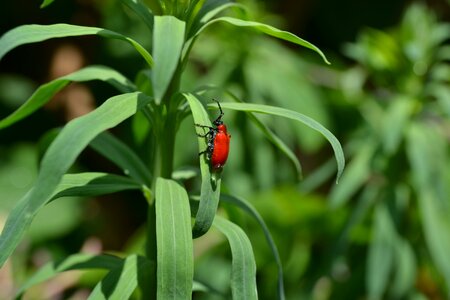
<box><xmin>120</xmin><ymin>0</ymin><xmax>154</xmax><ymax>30</ymax></box>
<box><xmin>0</xmin><ymin>92</ymin><xmax>151</xmax><ymax>267</ymax></box>
<box><xmin>192</xmin><ymin>16</ymin><xmax>329</xmax><ymax>64</ymax></box>
<box><xmin>214</xmin><ymin>216</ymin><xmax>258</xmax><ymax>300</ymax></box>
<box><xmin>0</xmin><ymin>65</ymin><xmax>136</xmax><ymax>129</ymax></box>
<box><xmin>90</xmin><ymin>132</ymin><xmax>152</xmax><ymax>186</ymax></box>
<box><xmin>184</xmin><ymin>93</ymin><xmax>222</xmax><ymax>237</ymax></box>
<box><xmin>88</xmin><ymin>255</ymin><xmax>153</xmax><ymax>300</ymax></box>
<box><xmin>16</xmin><ymin>253</ymin><xmax>122</xmax><ymax>298</ymax></box>
<box><xmin>155</xmin><ymin>178</ymin><xmax>194</xmax><ymax>299</ymax></box>
<box><xmin>213</xmin><ymin>102</ymin><xmax>345</xmax><ymax>182</ymax></box>
<box><xmin>0</xmin><ymin>24</ymin><xmax>153</xmax><ymax>67</ymax></box>
<box><xmin>152</xmin><ymin>16</ymin><xmax>186</xmax><ymax>102</ymax></box>
<box><xmin>221</xmin><ymin>194</ymin><xmax>285</xmax><ymax>300</ymax></box>
<box><xmin>52</xmin><ymin>172</ymin><xmax>142</xmax><ymax>200</ymax></box>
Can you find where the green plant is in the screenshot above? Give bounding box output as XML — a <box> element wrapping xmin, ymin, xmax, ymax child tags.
<box><xmin>0</xmin><ymin>0</ymin><xmax>344</xmax><ymax>298</ymax></box>
<box><xmin>305</xmin><ymin>4</ymin><xmax>450</xmax><ymax>299</ymax></box>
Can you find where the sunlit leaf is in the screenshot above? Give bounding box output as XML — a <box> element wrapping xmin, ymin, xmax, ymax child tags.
<box><xmin>155</xmin><ymin>178</ymin><xmax>194</xmax><ymax>298</ymax></box>
<box><xmin>214</xmin><ymin>216</ymin><xmax>258</xmax><ymax>299</ymax></box>
<box><xmin>184</xmin><ymin>93</ymin><xmax>222</xmax><ymax>238</ymax></box>
<box><xmin>152</xmin><ymin>16</ymin><xmax>185</xmax><ymax>103</ymax></box>
<box><xmin>0</xmin><ymin>65</ymin><xmax>136</xmax><ymax>129</ymax></box>
<box><xmin>51</xmin><ymin>172</ymin><xmax>142</xmax><ymax>200</ymax></box>
<box><xmin>0</xmin><ymin>92</ymin><xmax>151</xmax><ymax>267</ymax></box>
<box><xmin>0</xmin><ymin>24</ymin><xmax>153</xmax><ymax>67</ymax></box>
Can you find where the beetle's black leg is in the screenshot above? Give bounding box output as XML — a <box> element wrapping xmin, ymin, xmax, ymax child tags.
<box><xmin>195</xmin><ymin>124</ymin><xmax>214</xmax><ymax>130</ymax></box>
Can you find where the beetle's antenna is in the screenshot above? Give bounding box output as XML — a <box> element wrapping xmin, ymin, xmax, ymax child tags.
<box><xmin>212</xmin><ymin>99</ymin><xmax>224</xmax><ymax>125</ymax></box>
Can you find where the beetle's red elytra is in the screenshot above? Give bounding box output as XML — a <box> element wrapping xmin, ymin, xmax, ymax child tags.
<box><xmin>195</xmin><ymin>100</ymin><xmax>231</xmax><ymax>170</ymax></box>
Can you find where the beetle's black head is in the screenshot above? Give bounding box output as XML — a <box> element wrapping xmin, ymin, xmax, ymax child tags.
<box><xmin>213</xmin><ymin>119</ymin><xmax>223</xmax><ymax>126</ymax></box>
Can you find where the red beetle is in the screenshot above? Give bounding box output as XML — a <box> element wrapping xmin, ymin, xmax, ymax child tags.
<box><xmin>195</xmin><ymin>100</ymin><xmax>231</xmax><ymax>169</ymax></box>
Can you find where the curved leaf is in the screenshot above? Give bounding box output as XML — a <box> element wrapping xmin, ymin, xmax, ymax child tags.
<box><xmin>90</xmin><ymin>132</ymin><xmax>152</xmax><ymax>186</ymax></box>
<box><xmin>187</xmin><ymin>0</ymin><xmax>245</xmax><ymax>37</ymax></box>
<box><xmin>214</xmin><ymin>216</ymin><xmax>258</xmax><ymax>300</ymax></box>
<box><xmin>184</xmin><ymin>93</ymin><xmax>222</xmax><ymax>237</ymax></box>
<box><xmin>52</xmin><ymin>172</ymin><xmax>142</xmax><ymax>200</ymax></box>
<box><xmin>213</xmin><ymin>102</ymin><xmax>345</xmax><ymax>182</ymax></box>
<box><xmin>225</xmin><ymin>91</ymin><xmax>302</xmax><ymax>180</ymax></box>
<box><xmin>88</xmin><ymin>255</ymin><xmax>153</xmax><ymax>300</ymax></box>
<box><xmin>120</xmin><ymin>0</ymin><xmax>154</xmax><ymax>31</ymax></box>
<box><xmin>0</xmin><ymin>65</ymin><xmax>136</xmax><ymax>129</ymax></box>
<box><xmin>0</xmin><ymin>24</ymin><xmax>153</xmax><ymax>67</ymax></box>
<box><xmin>152</xmin><ymin>16</ymin><xmax>186</xmax><ymax>103</ymax></box>
<box><xmin>155</xmin><ymin>178</ymin><xmax>193</xmax><ymax>299</ymax></box>
<box><xmin>0</xmin><ymin>92</ymin><xmax>151</xmax><ymax>267</ymax></box>
<box><xmin>16</xmin><ymin>253</ymin><xmax>122</xmax><ymax>299</ymax></box>
<box><xmin>191</xmin><ymin>16</ymin><xmax>329</xmax><ymax>64</ymax></box>
<box><xmin>221</xmin><ymin>194</ymin><xmax>285</xmax><ymax>300</ymax></box>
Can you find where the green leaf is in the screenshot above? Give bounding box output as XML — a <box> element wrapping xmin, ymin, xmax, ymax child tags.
<box><xmin>88</xmin><ymin>255</ymin><xmax>153</xmax><ymax>300</ymax></box>
<box><xmin>121</xmin><ymin>0</ymin><xmax>154</xmax><ymax>31</ymax></box>
<box><xmin>224</xmin><ymin>90</ymin><xmax>302</xmax><ymax>180</ymax></box>
<box><xmin>188</xmin><ymin>0</ymin><xmax>245</xmax><ymax>37</ymax></box>
<box><xmin>381</xmin><ymin>96</ymin><xmax>414</xmax><ymax>155</ymax></box>
<box><xmin>0</xmin><ymin>24</ymin><xmax>153</xmax><ymax>67</ymax></box>
<box><xmin>51</xmin><ymin>172</ymin><xmax>142</xmax><ymax>200</ymax></box>
<box><xmin>192</xmin><ymin>16</ymin><xmax>329</xmax><ymax>64</ymax></box>
<box><xmin>329</xmin><ymin>141</ymin><xmax>374</xmax><ymax>207</ymax></box>
<box><xmin>16</xmin><ymin>253</ymin><xmax>122</xmax><ymax>298</ymax></box>
<box><xmin>0</xmin><ymin>92</ymin><xmax>151</xmax><ymax>267</ymax></box>
<box><xmin>0</xmin><ymin>65</ymin><xmax>136</xmax><ymax>129</ymax></box>
<box><xmin>214</xmin><ymin>216</ymin><xmax>258</xmax><ymax>300</ymax></box>
<box><xmin>407</xmin><ymin>123</ymin><xmax>450</xmax><ymax>294</ymax></box>
<box><xmin>184</xmin><ymin>93</ymin><xmax>222</xmax><ymax>237</ymax></box>
<box><xmin>213</xmin><ymin>102</ymin><xmax>345</xmax><ymax>182</ymax></box>
<box><xmin>152</xmin><ymin>16</ymin><xmax>186</xmax><ymax>103</ymax></box>
<box><xmin>390</xmin><ymin>238</ymin><xmax>416</xmax><ymax>298</ymax></box>
<box><xmin>367</xmin><ymin>203</ymin><xmax>395</xmax><ymax>300</ymax></box>
<box><xmin>90</xmin><ymin>132</ymin><xmax>152</xmax><ymax>186</ymax></box>
<box><xmin>221</xmin><ymin>194</ymin><xmax>285</xmax><ymax>300</ymax></box>
<box><xmin>155</xmin><ymin>178</ymin><xmax>194</xmax><ymax>299</ymax></box>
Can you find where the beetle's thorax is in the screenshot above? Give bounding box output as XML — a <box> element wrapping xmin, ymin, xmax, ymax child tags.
<box><xmin>217</xmin><ymin>124</ymin><xmax>227</xmax><ymax>133</ymax></box>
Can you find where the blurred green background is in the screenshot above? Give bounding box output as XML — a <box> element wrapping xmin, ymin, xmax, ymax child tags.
<box><xmin>1</xmin><ymin>0</ymin><xmax>449</xmax><ymax>299</ymax></box>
